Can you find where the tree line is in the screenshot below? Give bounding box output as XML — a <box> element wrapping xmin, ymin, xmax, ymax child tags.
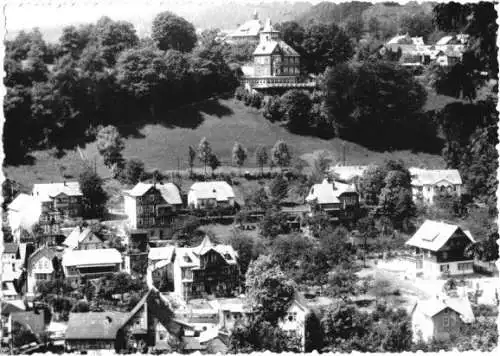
<box><xmin>3</xmin><ymin>13</ymin><xmax>240</xmax><ymax>165</ymax></box>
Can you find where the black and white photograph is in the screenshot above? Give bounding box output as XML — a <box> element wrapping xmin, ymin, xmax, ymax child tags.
<box><xmin>0</xmin><ymin>0</ymin><xmax>498</xmax><ymax>354</ymax></box>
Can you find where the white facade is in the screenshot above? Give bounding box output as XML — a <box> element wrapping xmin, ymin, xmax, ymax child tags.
<box><xmin>27</xmin><ymin>251</ymin><xmax>54</xmax><ymax>295</ymax></box>
<box><xmin>124</xmin><ymin>194</ymin><xmax>138</xmax><ymax>229</ymax></box>
<box><xmin>409</xmin><ymin>168</ymin><xmax>462</xmax><ymax>205</ymax></box>
<box><xmin>277</xmin><ymin>300</ymin><xmax>308</xmax><ymax>351</ymax></box>
<box><xmin>187</xmin><ymin>181</ymin><xmax>235</xmax><ymax>209</ymax></box>
<box><xmin>419</xmin><ymin>258</ymin><xmax>474</xmax><ymax>279</ymax></box>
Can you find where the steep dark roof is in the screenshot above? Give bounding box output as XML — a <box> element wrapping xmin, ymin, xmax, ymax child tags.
<box><xmin>65</xmin><ymin>312</ymin><xmax>129</xmax><ymax>340</ymax></box>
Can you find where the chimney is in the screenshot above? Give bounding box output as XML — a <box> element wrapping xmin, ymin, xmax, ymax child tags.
<box><xmin>63</xmin><ymin>181</ymin><xmax>67</xmax><ymax>186</ymax></box>
<box><xmin>106</xmin><ymin>316</ymin><xmax>112</xmax><ymax>324</ymax></box>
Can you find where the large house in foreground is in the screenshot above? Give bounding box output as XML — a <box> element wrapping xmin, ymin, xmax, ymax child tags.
<box><xmin>411</xmin><ymin>295</ymin><xmax>474</xmax><ymax>343</ymax></box>
<box><xmin>406</xmin><ymin>220</ymin><xmax>475</xmax><ymax>278</ymax></box>
<box><xmin>409</xmin><ymin>168</ymin><xmax>462</xmax><ymax>205</ymax></box>
<box><xmin>26</xmin><ymin>245</ymin><xmax>56</xmax><ymax>296</ymax></box>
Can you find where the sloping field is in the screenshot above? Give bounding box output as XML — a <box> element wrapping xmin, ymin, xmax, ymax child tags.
<box><xmin>4</xmin><ymin>98</ymin><xmax>445</xmax><ymax>190</ymax></box>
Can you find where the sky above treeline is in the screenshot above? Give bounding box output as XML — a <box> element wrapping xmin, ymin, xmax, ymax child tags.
<box><xmin>4</xmin><ymin>0</ymin><xmax>325</xmax><ymax>37</ymax></box>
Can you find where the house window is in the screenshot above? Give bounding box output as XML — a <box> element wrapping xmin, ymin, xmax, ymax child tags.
<box><xmin>287</xmin><ymin>312</ymin><xmax>297</xmax><ymax>322</ymax></box>
<box><xmin>458</xmin><ymin>262</ymin><xmax>472</xmax><ymax>271</ymax></box>
<box><xmin>440</xmin><ymin>264</ymin><xmax>450</xmax><ymax>272</ymax></box>
<box><xmin>443</xmin><ymin>316</ymin><xmax>450</xmax><ymax>327</ymax></box>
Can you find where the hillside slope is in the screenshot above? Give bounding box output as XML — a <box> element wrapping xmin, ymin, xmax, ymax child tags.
<box><xmin>4</xmin><ymin>98</ymin><xmax>445</xmax><ymax>190</ymax></box>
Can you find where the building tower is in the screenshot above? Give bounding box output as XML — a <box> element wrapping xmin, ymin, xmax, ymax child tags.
<box><xmin>259</xmin><ymin>18</ymin><xmax>280</xmax><ymax>42</ymax></box>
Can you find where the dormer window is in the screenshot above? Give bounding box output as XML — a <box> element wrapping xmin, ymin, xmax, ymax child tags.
<box><xmin>224</xmin><ymin>253</ymin><xmax>232</xmax><ymax>260</ymax></box>
<box><xmin>183</xmin><ymin>255</ymin><xmax>192</xmax><ymax>263</ymax></box>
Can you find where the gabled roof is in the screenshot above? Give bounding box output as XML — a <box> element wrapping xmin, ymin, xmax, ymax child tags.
<box><xmin>32</xmin><ymin>182</ymin><xmax>82</xmax><ymax>202</ymax></box>
<box><xmin>409</xmin><ymin>168</ymin><xmax>462</xmax><ymax>186</ymax></box>
<box><xmin>229</xmin><ymin>19</ymin><xmax>262</xmax><ymax>38</ymax></box>
<box><xmin>3</xmin><ymin>242</ymin><xmax>19</xmax><ymax>255</ymax></box>
<box><xmin>63</xmin><ymin>226</ymin><xmax>103</xmax><ymax>250</ymax></box>
<box><xmin>306</xmin><ymin>179</ymin><xmax>357</xmax><ymax>205</ymax></box>
<box><xmin>62</xmin><ymin>248</ymin><xmax>122</xmax><ymax>267</ymax></box>
<box><xmin>405</xmin><ymin>220</ymin><xmax>475</xmax><ymax>251</ymax></box>
<box><xmin>253</xmin><ymin>39</ymin><xmax>300</xmax><ymax>56</ymax></box>
<box><xmin>11</xmin><ymin>311</ymin><xmax>46</xmax><ymax>336</ymax></box>
<box><xmin>189</xmin><ymin>181</ymin><xmax>235</xmax><ymax>201</ymax></box>
<box><xmin>193</xmin><ymin>236</ymin><xmax>238</xmax><ymax>265</ymax></box>
<box><xmin>2</xmin><ymin>300</ymin><xmax>26</xmax><ymax>316</ymax></box>
<box><xmin>124</xmin><ymin>182</ymin><xmax>182</xmax><ymax>205</ymax></box>
<box><xmin>387</xmin><ymin>34</ymin><xmax>412</xmax><ymax>45</ymax></box>
<box><xmin>149</xmin><ymin>245</ymin><xmax>176</xmax><ymax>262</ymax></box>
<box><xmin>8</xmin><ymin>193</ymin><xmax>38</xmax><ymax>212</ymax></box>
<box><xmin>413</xmin><ymin>296</ymin><xmax>475</xmax><ymax>323</ymax></box>
<box><xmin>27</xmin><ymin>245</ymin><xmax>56</xmax><ymax>269</ymax></box>
<box><xmin>329</xmin><ymin>165</ymin><xmax>368</xmax><ymax>181</ymax></box>
<box><xmin>65</xmin><ymin>312</ymin><xmax>129</xmax><ymax>340</ymax></box>
<box><xmin>176</xmin><ymin>247</ymin><xmax>200</xmax><ymax>267</ymax></box>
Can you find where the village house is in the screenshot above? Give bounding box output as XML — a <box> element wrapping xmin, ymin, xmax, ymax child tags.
<box><xmin>117</xmin><ymin>288</ymin><xmax>190</xmax><ymax>353</ymax></box>
<box><xmin>305</xmin><ymin>179</ymin><xmax>359</xmax><ymax>221</ymax></box>
<box><xmin>242</xmin><ymin>18</ymin><xmax>315</xmax><ymax>92</ymax></box>
<box><xmin>63</xmin><ymin>225</ymin><xmax>105</xmax><ymax>250</ymax></box>
<box><xmin>172</xmin><ymin>236</ymin><xmax>239</xmax><ymax>301</ymax></box>
<box><xmin>411</xmin><ymin>294</ymin><xmax>474</xmax><ymax>343</ymax></box>
<box><xmin>62</xmin><ymin>248</ymin><xmax>123</xmax><ymax>283</ymax></box>
<box><xmin>328</xmin><ymin>165</ymin><xmax>368</xmax><ymax>182</ymax></box>
<box><xmin>214</xmin><ymin>295</ymin><xmax>312</xmax><ymax>352</ymax></box>
<box><xmin>32</xmin><ymin>182</ymin><xmax>83</xmax><ymax>236</ymax></box>
<box><xmin>226</xmin><ymin>10</ymin><xmax>262</xmax><ymax>44</ymax></box>
<box><xmin>409</xmin><ymin>168</ymin><xmax>462</xmax><ymax>205</ymax></box>
<box><xmin>65</xmin><ymin>311</ymin><xmax>129</xmax><ymax>351</ymax></box>
<box><xmin>7</xmin><ymin>193</ymin><xmax>41</xmax><ymax>243</ymax></box>
<box><xmin>2</xmin><ymin>242</ymin><xmax>23</xmax><ymax>275</ymax></box>
<box><xmin>187</xmin><ymin>181</ymin><xmax>235</xmax><ymax>210</ymax></box>
<box><xmin>124</xmin><ymin>182</ymin><xmax>183</xmax><ymax>238</ymax></box>
<box><xmin>406</xmin><ymin>220</ymin><xmax>475</xmax><ymax>278</ymax></box>
<box><xmin>26</xmin><ymin>245</ymin><xmax>56</xmax><ymax>296</ymax></box>
<box><xmin>147</xmin><ymin>246</ymin><xmax>176</xmax><ymax>292</ymax></box>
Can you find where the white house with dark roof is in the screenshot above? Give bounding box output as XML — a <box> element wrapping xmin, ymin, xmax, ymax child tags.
<box><xmin>123</xmin><ymin>182</ymin><xmax>183</xmax><ymax>236</ymax></box>
<box><xmin>409</xmin><ymin>168</ymin><xmax>462</xmax><ymax>205</ymax></box>
<box><xmin>147</xmin><ymin>246</ymin><xmax>176</xmax><ymax>292</ymax></box>
<box><xmin>406</xmin><ymin>220</ymin><xmax>475</xmax><ymax>278</ymax></box>
<box><xmin>411</xmin><ymin>294</ymin><xmax>474</xmax><ymax>343</ymax></box>
<box><xmin>62</xmin><ymin>248</ymin><xmax>123</xmax><ymax>282</ymax></box>
<box><xmin>187</xmin><ymin>181</ymin><xmax>235</xmax><ymax>209</ymax></box>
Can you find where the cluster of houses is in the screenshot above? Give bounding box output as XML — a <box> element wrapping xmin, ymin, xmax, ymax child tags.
<box><xmin>384</xmin><ymin>32</ymin><xmax>469</xmax><ymax>68</ymax></box>
<box><xmin>1</xmin><ymin>163</ymin><xmax>491</xmax><ymax>353</ymax></box>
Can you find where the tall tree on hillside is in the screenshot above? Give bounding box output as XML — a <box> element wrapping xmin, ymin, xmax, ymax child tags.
<box><xmin>280</xmin><ymin>90</ymin><xmax>312</xmax><ymax>133</ymax></box>
<box><xmin>302</xmin><ymin>22</ymin><xmax>354</xmax><ymax>74</ymax></box>
<box><xmin>96</xmin><ymin>125</ymin><xmax>125</xmax><ymax>171</ymax></box>
<box><xmin>255</xmin><ymin>145</ymin><xmax>269</xmax><ymax>176</ymax></box>
<box><xmin>276</xmin><ymin>21</ymin><xmax>305</xmax><ymax>53</ymax></box>
<box><xmin>78</xmin><ymin>166</ymin><xmax>108</xmax><ymax>219</ymax></box>
<box><xmin>376</xmin><ymin>170</ymin><xmax>416</xmax><ymax>231</ymax></box>
<box><xmin>59</xmin><ymin>24</ymin><xmax>95</xmax><ymax>59</ymax></box>
<box><xmin>116</xmin><ymin>47</ymin><xmax>168</xmax><ymax>117</ymax></box>
<box><xmin>198</xmin><ymin>137</ymin><xmax>212</xmax><ymax>175</ymax></box>
<box><xmin>152</xmin><ymin>12</ymin><xmax>197</xmax><ymax>52</ymax></box>
<box><xmin>188</xmin><ymin>146</ymin><xmax>196</xmax><ymax>177</ymax></box>
<box><xmin>94</xmin><ymin>17</ymin><xmax>139</xmax><ymax>66</ymax></box>
<box><xmin>232</xmin><ymin>142</ymin><xmax>248</xmax><ymax>174</ymax></box>
<box><xmin>209</xmin><ymin>153</ymin><xmax>221</xmax><ymax>176</ymax></box>
<box><xmin>245</xmin><ymin>255</ymin><xmax>296</xmax><ymax>324</ymax></box>
<box><xmin>271</xmin><ymin>140</ymin><xmax>291</xmax><ymax>172</ymax></box>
